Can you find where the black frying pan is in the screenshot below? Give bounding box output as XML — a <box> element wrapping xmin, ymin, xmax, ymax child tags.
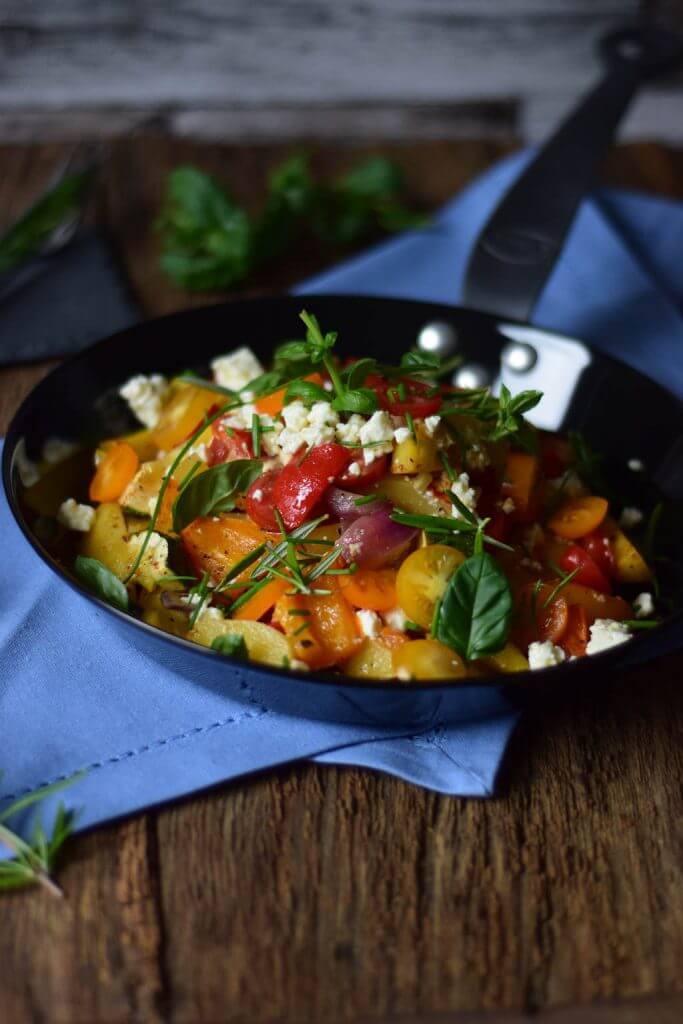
<box><xmin>3</xmin><ymin>23</ymin><xmax>683</xmax><ymax>729</ymax></box>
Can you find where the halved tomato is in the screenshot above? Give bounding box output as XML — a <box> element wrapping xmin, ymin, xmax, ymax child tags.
<box><xmin>207</xmin><ymin>423</ymin><xmax>253</xmax><ymax>466</ymax></box>
<box><xmin>272</xmin><ymin>443</ymin><xmax>352</xmax><ymax>530</ymax></box>
<box><xmin>558</xmin><ymin>545</ymin><xmax>612</xmax><ymax>594</ymax></box>
<box><xmin>246</xmin><ymin>468</ymin><xmax>281</xmax><ymax>531</ymax></box>
<box><xmin>373</xmin><ymin>377</ymin><xmax>442</xmax><ymax>419</ymax></box>
<box><xmin>562</xmin><ymin>604</ymin><xmax>589</xmax><ymax>657</ymax></box>
<box><xmin>336</xmin><ymin>453</ymin><xmax>388</xmax><ymax>490</ymax></box>
<box><xmin>395</xmin><ymin>544</ymin><xmax>465</xmax><ymax>630</ymax></box>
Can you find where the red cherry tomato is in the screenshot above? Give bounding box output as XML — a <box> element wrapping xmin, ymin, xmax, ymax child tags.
<box><xmin>246</xmin><ymin>468</ymin><xmax>281</xmax><ymax>531</ymax></box>
<box><xmin>336</xmin><ymin>453</ymin><xmax>389</xmax><ymax>490</ymax></box>
<box><xmin>559</xmin><ymin>545</ymin><xmax>612</xmax><ymax>594</ymax></box>
<box><xmin>581</xmin><ymin>528</ymin><xmax>615</xmax><ymax>578</ymax></box>
<box><xmin>207</xmin><ymin>415</ymin><xmax>253</xmax><ymax>466</ymax></box>
<box><xmin>372</xmin><ymin>377</ymin><xmax>442</xmax><ymax>419</ymax></box>
<box><xmin>562</xmin><ymin>604</ymin><xmax>589</xmax><ymax>658</ymax></box>
<box><xmin>272</xmin><ymin>443</ymin><xmax>353</xmax><ymax>530</ymax></box>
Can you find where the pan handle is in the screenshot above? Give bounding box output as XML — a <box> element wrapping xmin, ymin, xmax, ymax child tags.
<box><xmin>461</xmin><ymin>21</ymin><xmax>683</xmax><ymax>322</ymax></box>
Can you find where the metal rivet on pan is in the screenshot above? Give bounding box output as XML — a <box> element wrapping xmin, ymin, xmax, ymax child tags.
<box><xmin>453</xmin><ymin>363</ymin><xmax>490</xmax><ymax>389</ymax></box>
<box><xmin>417</xmin><ymin>321</ymin><xmax>458</xmax><ymax>356</ymax></box>
<box><xmin>501</xmin><ymin>341</ymin><xmax>538</xmax><ymax>373</ymax></box>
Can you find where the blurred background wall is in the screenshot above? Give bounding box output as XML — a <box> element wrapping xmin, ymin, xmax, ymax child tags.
<box><xmin>1</xmin><ymin>0</ymin><xmax>681</xmax><ymax>144</ymax></box>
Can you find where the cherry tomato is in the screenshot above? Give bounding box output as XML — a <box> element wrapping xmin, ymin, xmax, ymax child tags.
<box><xmin>340</xmin><ymin>568</ymin><xmax>397</xmax><ymax>612</ymax></box>
<box><xmin>392</xmin><ymin>639</ymin><xmax>466</xmax><ymax>681</ymax></box>
<box><xmin>396</xmin><ymin>544</ymin><xmax>465</xmax><ymax>630</ymax></box>
<box><xmin>559</xmin><ymin>545</ymin><xmax>612</xmax><ymax>594</ymax></box>
<box><xmin>89</xmin><ymin>442</ymin><xmax>139</xmax><ymax>502</ymax></box>
<box><xmin>581</xmin><ymin>527</ymin><xmax>615</xmax><ymax>578</ymax></box>
<box><xmin>207</xmin><ymin>422</ymin><xmax>253</xmax><ymax>466</ymax></box>
<box><xmin>547</xmin><ymin>495</ymin><xmax>608</xmax><ymax>539</ymax></box>
<box><xmin>562</xmin><ymin>604</ymin><xmax>589</xmax><ymax>658</ymax></box>
<box><xmin>246</xmin><ymin>468</ymin><xmax>281</xmax><ymax>531</ymax></box>
<box><xmin>538</xmin><ymin>596</ymin><xmax>569</xmax><ymax>644</ymax></box>
<box><xmin>336</xmin><ymin>453</ymin><xmax>388</xmax><ymax>490</ymax></box>
<box><xmin>373</xmin><ymin>377</ymin><xmax>442</xmax><ymax>419</ymax></box>
<box><xmin>272</xmin><ymin>443</ymin><xmax>352</xmax><ymax>530</ymax></box>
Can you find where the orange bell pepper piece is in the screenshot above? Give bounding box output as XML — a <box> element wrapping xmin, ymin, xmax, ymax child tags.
<box><xmin>273</xmin><ymin>577</ymin><xmax>362</xmax><ymax>670</ymax></box>
<box><xmin>255</xmin><ymin>373</ymin><xmax>325</xmax><ymax>417</ymax></box>
<box><xmin>502</xmin><ymin>452</ymin><xmax>539</xmax><ymax>518</ymax></box>
<box><xmin>181</xmin><ymin>514</ymin><xmax>265</xmax><ymax>586</ymax></box>
<box><xmin>89</xmin><ymin>442</ymin><xmax>139</xmax><ymax>503</ymax></box>
<box><xmin>339</xmin><ymin>568</ymin><xmax>397</xmax><ymax>611</ymax></box>
<box><xmin>233</xmin><ymin>578</ymin><xmax>288</xmax><ymax>622</ymax></box>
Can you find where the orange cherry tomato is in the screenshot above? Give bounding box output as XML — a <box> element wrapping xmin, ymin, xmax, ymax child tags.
<box><xmin>547</xmin><ymin>496</ymin><xmax>609</xmax><ymax>540</ymax></box>
<box><xmin>538</xmin><ymin>596</ymin><xmax>569</xmax><ymax>644</ymax></box>
<box><xmin>89</xmin><ymin>442</ymin><xmax>139</xmax><ymax>503</ymax></box>
<box><xmin>273</xmin><ymin>577</ymin><xmax>362</xmax><ymax>670</ymax></box>
<box><xmin>181</xmin><ymin>514</ymin><xmax>265</xmax><ymax>586</ymax></box>
<box><xmin>339</xmin><ymin>568</ymin><xmax>397</xmax><ymax>611</ymax></box>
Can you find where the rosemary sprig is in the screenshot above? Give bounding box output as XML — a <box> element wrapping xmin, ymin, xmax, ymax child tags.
<box><xmin>0</xmin><ymin>775</ymin><xmax>82</xmax><ymax>897</ymax></box>
<box><xmin>542</xmin><ymin>565</ymin><xmax>580</xmax><ymax>609</ymax></box>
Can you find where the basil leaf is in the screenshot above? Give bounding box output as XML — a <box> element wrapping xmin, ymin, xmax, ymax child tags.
<box><xmin>331</xmin><ymin>388</ymin><xmax>378</xmax><ymax>415</ymax></box>
<box><xmin>74</xmin><ymin>556</ymin><xmax>129</xmax><ymax>612</ymax></box>
<box><xmin>341</xmin><ymin>358</ymin><xmax>380</xmax><ymax>390</ymax></box>
<box><xmin>173</xmin><ymin>459</ymin><xmax>263</xmax><ymax>532</ymax></box>
<box><xmin>435</xmin><ymin>552</ymin><xmax>512</xmax><ymax>661</ymax></box>
<box><xmin>285</xmin><ymin>379</ymin><xmax>329</xmax><ymax>406</ymax></box>
<box><xmin>211</xmin><ymin>634</ymin><xmax>248</xmax><ymax>659</ymax></box>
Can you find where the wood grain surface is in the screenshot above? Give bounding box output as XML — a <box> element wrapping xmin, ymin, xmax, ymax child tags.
<box><xmin>0</xmin><ymin>138</ymin><xmax>682</xmax><ymax>1024</ymax></box>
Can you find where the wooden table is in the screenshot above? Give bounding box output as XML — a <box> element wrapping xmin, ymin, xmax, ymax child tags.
<box><xmin>1</xmin><ymin>139</ymin><xmax>682</xmax><ymax>1024</ymax></box>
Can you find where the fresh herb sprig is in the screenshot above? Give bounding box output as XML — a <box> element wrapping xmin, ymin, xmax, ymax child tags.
<box><xmin>157</xmin><ymin>155</ymin><xmax>427</xmax><ymax>292</ymax></box>
<box><xmin>440</xmin><ymin>384</ymin><xmax>542</xmax><ymax>450</ymax></box>
<box><xmin>0</xmin><ymin>775</ymin><xmax>81</xmax><ymax>897</ymax></box>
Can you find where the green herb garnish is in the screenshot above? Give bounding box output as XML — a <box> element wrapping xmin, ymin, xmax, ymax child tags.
<box><xmin>211</xmin><ymin>634</ymin><xmax>248</xmax><ymax>658</ymax></box>
<box><xmin>434</xmin><ymin>542</ymin><xmax>513</xmax><ymax>661</ymax></box>
<box><xmin>74</xmin><ymin>556</ymin><xmax>129</xmax><ymax>611</ymax></box>
<box><xmin>172</xmin><ymin>458</ymin><xmax>263</xmax><ymax>533</ymax></box>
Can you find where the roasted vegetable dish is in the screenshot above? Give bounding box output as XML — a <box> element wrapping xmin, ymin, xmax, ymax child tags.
<box><xmin>19</xmin><ymin>311</ymin><xmax>661</xmax><ymax>680</ymax></box>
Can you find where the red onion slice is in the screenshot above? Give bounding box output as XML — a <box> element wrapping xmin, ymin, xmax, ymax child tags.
<box><xmin>325</xmin><ymin>486</ymin><xmax>390</xmax><ymax>523</ymax></box>
<box><xmin>340</xmin><ymin>509</ymin><xmax>417</xmax><ymax>569</ymax></box>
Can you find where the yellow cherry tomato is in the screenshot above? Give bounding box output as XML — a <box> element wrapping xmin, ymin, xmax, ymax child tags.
<box><xmin>547</xmin><ymin>496</ymin><xmax>608</xmax><ymax>540</ymax></box>
<box><xmin>393</xmin><ymin>639</ymin><xmax>466</xmax><ymax>681</ymax></box>
<box><xmin>396</xmin><ymin>544</ymin><xmax>465</xmax><ymax>630</ymax></box>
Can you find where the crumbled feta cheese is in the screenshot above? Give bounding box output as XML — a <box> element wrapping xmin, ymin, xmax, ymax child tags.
<box><xmin>301</xmin><ymin>402</ymin><xmax>339</xmax><ymax>448</ymax></box>
<box><xmin>619</xmin><ymin>506</ymin><xmax>644</xmax><ymax>529</ymax></box>
<box><xmin>43</xmin><ymin>438</ymin><xmax>78</xmax><ymax>464</ymax></box>
<box><xmin>528</xmin><ymin>640</ymin><xmax>566</xmax><ymax>670</ymax></box>
<box><xmin>396</xmin><ymin>666</ymin><xmax>412</xmax><ymax>681</ymax></box>
<box><xmin>450</xmin><ymin>472</ymin><xmax>477</xmax><ymax>514</ymax></box>
<box><xmin>382</xmin><ymin>606</ymin><xmax>409</xmax><ymax>631</ymax></box>
<box><xmin>633</xmin><ymin>592</ymin><xmax>655</xmax><ymax>619</ymax></box>
<box><xmin>290</xmin><ymin>658</ymin><xmax>310</xmax><ymax>671</ymax></box>
<box><xmin>221</xmin><ymin>401</ymin><xmax>257</xmax><ymax>431</ymax></box>
<box><xmin>466</xmin><ymin>443</ymin><xmax>491</xmax><ymax>471</ymax></box>
<box><xmin>251</xmin><ymin>488</ymin><xmax>264</xmax><ymax>501</ymax></box>
<box><xmin>281</xmin><ymin>400</ymin><xmax>310</xmax><ymax>432</ymax></box>
<box><xmin>586</xmin><ymin>618</ymin><xmax>631</xmax><ymax>656</ymax></box>
<box><xmin>423</xmin><ymin>415</ymin><xmax>441</xmax><ymax>437</ymax></box>
<box><xmin>126</xmin><ymin>531</ymin><xmax>170</xmax><ymax>588</ymax></box>
<box><xmin>501</xmin><ymin>497</ymin><xmax>516</xmax><ymax>515</ymax></box>
<box><xmin>14</xmin><ymin>441</ymin><xmax>40</xmax><ymax>487</ymax></box>
<box><xmin>347</xmin><ymin>461</ymin><xmax>362</xmax><ymax>478</ymax></box>
<box><xmin>359</xmin><ymin>411</ymin><xmax>394</xmax><ymax>464</ymax></box>
<box><xmin>187</xmin><ymin>442</ymin><xmax>208</xmax><ymax>462</ymax></box>
<box><xmin>57</xmin><ymin>498</ymin><xmax>95</xmax><ymax>532</ymax></box>
<box><xmin>628</xmin><ymin>458</ymin><xmax>645</xmax><ymax>472</ymax></box>
<box><xmin>211</xmin><ymin>347</ymin><xmax>264</xmax><ymax>391</ymax></box>
<box><xmin>394</xmin><ymin>426</ymin><xmax>412</xmax><ymax>445</ymax></box>
<box><xmin>356</xmin><ymin>609</ymin><xmax>382</xmax><ymax>638</ymax></box>
<box><xmin>336</xmin><ymin>414</ymin><xmax>366</xmax><ymax>446</ymax></box>
<box><xmin>119</xmin><ymin>374</ymin><xmax>168</xmax><ymax>428</ymax></box>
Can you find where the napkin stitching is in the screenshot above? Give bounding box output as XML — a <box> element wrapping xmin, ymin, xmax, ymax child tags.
<box><xmin>0</xmin><ymin>705</ymin><xmax>269</xmax><ymax>804</ymax></box>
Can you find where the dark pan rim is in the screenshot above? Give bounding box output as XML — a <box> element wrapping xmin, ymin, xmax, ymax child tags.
<box><xmin>4</xmin><ymin>293</ymin><xmax>683</xmax><ymax>693</ymax></box>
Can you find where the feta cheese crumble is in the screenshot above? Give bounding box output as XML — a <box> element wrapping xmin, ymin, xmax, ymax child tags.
<box><xmin>356</xmin><ymin>609</ymin><xmax>382</xmax><ymax>638</ymax></box>
<box><xmin>528</xmin><ymin>640</ymin><xmax>566</xmax><ymax>670</ymax></box>
<box><xmin>126</xmin><ymin>531</ymin><xmax>170</xmax><ymax>589</ymax></box>
<box><xmin>382</xmin><ymin>606</ymin><xmax>409</xmax><ymax>631</ymax></box>
<box><xmin>633</xmin><ymin>592</ymin><xmax>655</xmax><ymax>619</ymax></box>
<box><xmin>14</xmin><ymin>441</ymin><xmax>40</xmax><ymax>487</ymax></box>
<box><xmin>393</xmin><ymin>426</ymin><xmax>412</xmax><ymax>445</ymax></box>
<box><xmin>423</xmin><ymin>415</ymin><xmax>441</xmax><ymax>437</ymax></box>
<box><xmin>585</xmin><ymin>618</ymin><xmax>631</xmax><ymax>656</ymax></box>
<box><xmin>627</xmin><ymin>458</ymin><xmax>645</xmax><ymax>472</ymax></box>
<box><xmin>359</xmin><ymin>410</ymin><xmax>394</xmax><ymax>464</ymax></box>
<box><xmin>501</xmin><ymin>497</ymin><xmax>516</xmax><ymax>515</ymax></box>
<box><xmin>211</xmin><ymin>347</ymin><xmax>264</xmax><ymax>391</ymax></box>
<box><xmin>465</xmin><ymin>444</ymin><xmax>491</xmax><ymax>471</ymax></box>
<box><xmin>276</xmin><ymin>400</ymin><xmax>339</xmax><ymax>460</ymax></box>
<box><xmin>119</xmin><ymin>374</ymin><xmax>168</xmax><ymax>429</ymax></box>
<box><xmin>347</xmin><ymin>461</ymin><xmax>362</xmax><ymax>477</ymax></box>
<box><xmin>619</xmin><ymin>506</ymin><xmax>644</xmax><ymax>529</ymax></box>
<box><xmin>57</xmin><ymin>498</ymin><xmax>95</xmax><ymax>532</ymax></box>
<box><xmin>335</xmin><ymin>414</ymin><xmax>366</xmax><ymax>446</ymax></box>
<box><xmin>451</xmin><ymin>472</ymin><xmax>477</xmax><ymax>514</ymax></box>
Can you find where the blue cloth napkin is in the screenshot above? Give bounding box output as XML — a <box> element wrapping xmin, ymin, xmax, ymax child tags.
<box><xmin>3</xmin><ymin>148</ymin><xmax>683</xmax><ymax>844</ymax></box>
